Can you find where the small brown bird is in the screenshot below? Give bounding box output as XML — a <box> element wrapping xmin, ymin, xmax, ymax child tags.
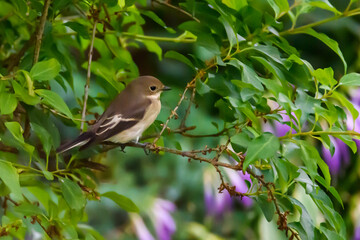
<box><xmin>56</xmin><ymin>76</ymin><xmax>170</xmax><ymax>153</ymax></box>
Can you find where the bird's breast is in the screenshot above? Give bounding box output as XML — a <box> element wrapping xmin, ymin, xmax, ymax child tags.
<box><xmin>107</xmin><ymin>100</ymin><xmax>161</xmax><ymax>143</ymax></box>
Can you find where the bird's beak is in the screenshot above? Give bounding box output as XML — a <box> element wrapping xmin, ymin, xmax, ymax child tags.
<box><xmin>162</xmin><ymin>86</ymin><xmax>171</xmax><ymax>91</ymax></box>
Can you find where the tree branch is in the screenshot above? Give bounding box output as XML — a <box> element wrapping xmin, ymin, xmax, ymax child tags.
<box><xmin>103</xmin><ymin>141</ymin><xmax>243</xmax><ymax>171</ymax></box>
<box><xmin>80</xmin><ymin>9</ymin><xmax>99</xmax><ymax>131</ymax></box>
<box><xmin>247</xmin><ymin>169</ymin><xmax>300</xmax><ymax>240</ymax></box>
<box><xmin>153</xmin><ymin>0</ymin><xmax>200</xmax><ymax>23</ymax></box>
<box><xmin>180</xmin><ymin>87</ymin><xmax>196</xmax><ymax>129</ymax></box>
<box><xmin>33</xmin><ymin>0</ymin><xmax>51</xmax><ymax>65</ymax></box>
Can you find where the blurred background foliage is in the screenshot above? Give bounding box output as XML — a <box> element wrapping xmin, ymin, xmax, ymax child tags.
<box><xmin>1</xmin><ymin>0</ymin><xmax>360</xmax><ymax>239</ymax></box>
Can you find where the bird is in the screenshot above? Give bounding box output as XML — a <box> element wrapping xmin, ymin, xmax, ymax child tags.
<box><xmin>56</xmin><ymin>76</ymin><xmax>171</xmax><ymax>153</ymax></box>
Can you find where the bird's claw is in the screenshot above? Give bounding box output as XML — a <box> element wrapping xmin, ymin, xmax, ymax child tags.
<box><xmin>143</xmin><ymin>142</ymin><xmax>156</xmax><ymax>155</ymax></box>
<box><xmin>119</xmin><ymin>144</ymin><xmax>126</xmax><ymax>153</ymax></box>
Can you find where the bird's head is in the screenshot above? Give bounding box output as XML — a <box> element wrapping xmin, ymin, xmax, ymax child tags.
<box><xmin>130</xmin><ymin>76</ymin><xmax>171</xmax><ymax>100</ymax></box>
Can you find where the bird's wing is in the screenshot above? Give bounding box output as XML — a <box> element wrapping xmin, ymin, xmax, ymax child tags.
<box><xmin>91</xmin><ymin>96</ymin><xmax>152</xmax><ymax>142</ymax></box>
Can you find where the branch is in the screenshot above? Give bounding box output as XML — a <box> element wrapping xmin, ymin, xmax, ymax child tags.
<box><xmin>33</xmin><ymin>0</ymin><xmax>51</xmax><ymax>65</ymax></box>
<box><xmin>247</xmin><ymin>169</ymin><xmax>300</xmax><ymax>240</ymax></box>
<box><xmin>55</xmin><ymin>31</ymin><xmax>197</xmax><ymax>43</ymax></box>
<box><xmin>41</xmin><ymin>104</ymin><xmax>87</xmax><ymax>122</ymax></box>
<box><xmin>119</xmin><ymin>32</ymin><xmax>196</xmax><ymax>43</ymax></box>
<box><xmin>280</xmin><ymin>8</ymin><xmax>360</xmax><ymax>36</ymax></box>
<box><xmin>80</xmin><ymin>10</ymin><xmax>98</xmax><ymax>131</ymax></box>
<box><xmin>152</xmin><ymin>68</ymin><xmax>210</xmax><ymax>144</ymax></box>
<box><xmin>4</xmin><ymin>35</ymin><xmax>36</xmax><ymax>72</ymax></box>
<box><xmin>0</xmin><ymin>142</ymin><xmax>18</xmax><ymax>154</ymax></box>
<box><xmin>278</xmin><ymin>130</ymin><xmax>360</xmax><ymax>140</ymax></box>
<box><xmin>180</xmin><ymin>87</ymin><xmax>196</xmax><ymax>129</ymax></box>
<box><xmin>153</xmin><ymin>0</ymin><xmax>200</xmax><ymax>23</ymax></box>
<box><xmin>152</xmin><ymin>83</ymin><xmax>192</xmax><ymax>144</ymax></box>
<box><xmin>103</xmin><ymin>141</ymin><xmax>243</xmax><ymax>171</ymax></box>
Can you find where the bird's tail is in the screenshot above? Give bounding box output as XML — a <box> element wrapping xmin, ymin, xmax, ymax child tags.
<box><xmin>56</xmin><ymin>132</ymin><xmax>94</xmax><ymax>154</ymax></box>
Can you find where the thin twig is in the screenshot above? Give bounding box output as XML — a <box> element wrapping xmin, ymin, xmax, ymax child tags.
<box><xmin>0</xmin><ymin>142</ymin><xmax>18</xmax><ymax>154</ymax></box>
<box><xmin>152</xmin><ymin>69</ymin><xmax>206</xmax><ymax>144</ymax></box>
<box><xmin>180</xmin><ymin>87</ymin><xmax>196</xmax><ymax>128</ymax></box>
<box><xmin>152</xmin><ymin>85</ymin><xmax>191</xmax><ymax>144</ymax></box>
<box><xmin>33</xmin><ymin>0</ymin><xmax>51</xmax><ymax>65</ymax></box>
<box><xmin>80</xmin><ymin>11</ymin><xmax>98</xmax><ymax>131</ymax></box>
<box><xmin>153</xmin><ymin>0</ymin><xmax>200</xmax><ymax>23</ymax></box>
<box><xmin>41</xmin><ymin>104</ymin><xmax>87</xmax><ymax>122</ymax></box>
<box><xmin>247</xmin><ymin>169</ymin><xmax>300</xmax><ymax>240</ymax></box>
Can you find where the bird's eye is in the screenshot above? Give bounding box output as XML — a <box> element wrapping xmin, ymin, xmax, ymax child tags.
<box><xmin>150</xmin><ymin>86</ymin><xmax>157</xmax><ymax>91</ymax></box>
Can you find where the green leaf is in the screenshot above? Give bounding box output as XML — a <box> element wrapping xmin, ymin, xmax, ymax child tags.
<box><xmin>102</xmin><ymin>191</ymin><xmax>139</xmax><ymax>212</ymax></box>
<box><xmin>35</xmin><ymin>89</ymin><xmax>73</xmax><ymax>119</ymax></box>
<box><xmin>0</xmin><ymin>92</ymin><xmax>17</xmax><ymax>115</ymax></box>
<box><xmin>30</xmin><ymin>58</ymin><xmax>61</xmax><ymax>81</ymax></box>
<box><xmin>64</xmin><ymin>21</ymin><xmax>90</xmax><ymax>39</ymax></box>
<box><xmin>298</xmin><ymin>141</ymin><xmax>331</xmax><ymax>186</ymax></box>
<box><xmin>289</xmin><ymin>197</ymin><xmax>315</xmax><ymax>240</ymax></box>
<box><xmin>140</xmin><ymin>10</ymin><xmax>175</xmax><ymax>33</ymax></box>
<box><xmin>256</xmin><ymin>194</ymin><xmax>275</xmax><ymax>222</ymax></box>
<box><xmin>319</xmin><ymin>226</ymin><xmax>343</xmax><ymax>240</ymax></box>
<box><xmin>227</xmin><ymin>60</ymin><xmax>264</xmax><ymax>91</ymax></box>
<box><xmin>222</xmin><ymin>0</ymin><xmax>247</xmax><ymax>11</ymax></box>
<box><xmin>197</xmin><ymin>33</ymin><xmax>221</xmax><ymax>55</ymax></box>
<box><xmin>243</xmin><ymin>133</ymin><xmax>280</xmax><ymax>171</ymax></box>
<box><xmin>196</xmin><ymin>78</ymin><xmax>211</xmax><ymax>95</ymax></box>
<box><xmin>331</xmin><ymin>91</ymin><xmax>359</xmax><ymax>122</ymax></box>
<box><xmin>14</xmin><ymin>202</ymin><xmax>43</xmax><ymax>216</ymax></box>
<box><xmin>239</xmin><ymin>105</ymin><xmax>261</xmax><ymax>130</ymax></box>
<box><xmin>164</xmin><ymin>50</ymin><xmax>194</xmax><ymax>69</ymax></box>
<box><xmin>316</xmin><ymin>176</ymin><xmax>343</xmax><ymax>208</ymax></box>
<box><xmin>0</xmin><ymin>160</ymin><xmax>23</xmax><ymax>202</ymax></box>
<box><xmin>313</xmin><ymin>67</ymin><xmax>337</xmax><ymax>88</ymax></box>
<box><xmin>61</xmin><ymin>178</ymin><xmax>86</xmax><ymax>210</ymax></box>
<box><xmin>89</xmin><ymin>61</ymin><xmax>123</xmax><ymax>92</ymax></box>
<box><xmin>314</xmin><ymin>198</ymin><xmax>346</xmax><ymax>237</ymax></box>
<box><xmin>231</xmin><ymin>132</ymin><xmax>250</xmax><ymax>148</ymax></box>
<box><xmin>141</xmin><ymin>40</ymin><xmax>162</xmax><ymax>60</ymax></box>
<box><xmin>5</xmin><ymin>122</ymin><xmax>24</xmax><ymax>143</ymax></box>
<box><xmin>30</xmin><ymin>122</ymin><xmax>52</xmax><ymax>159</ymax></box>
<box><xmin>42</xmin><ymin>170</ymin><xmax>54</xmax><ymax>181</ymax></box>
<box><xmin>297</xmin><ymin>28</ymin><xmax>347</xmax><ymax>73</ymax></box>
<box><xmin>339</xmin><ymin>72</ymin><xmax>360</xmax><ymax>86</ymax></box>
<box><xmin>308</xmin><ymin>1</ymin><xmax>340</xmax><ymax>14</ymax></box>
<box><xmin>12</xmin><ymin>81</ymin><xmax>40</xmax><ymax>105</ymax></box>
<box><xmin>266</xmin><ymin>0</ymin><xmax>289</xmax><ymax>18</ymax></box>
<box><xmin>220</xmin><ymin>16</ymin><xmax>237</xmax><ymax>48</ymax></box>
<box><xmin>4</xmin><ymin>122</ymin><xmax>35</xmax><ymax>156</ymax></box>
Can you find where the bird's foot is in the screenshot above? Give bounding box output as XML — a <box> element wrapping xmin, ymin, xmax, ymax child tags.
<box><xmin>119</xmin><ymin>144</ymin><xmax>126</xmax><ymax>153</ymax></box>
<box><xmin>143</xmin><ymin>142</ymin><xmax>156</xmax><ymax>155</ymax></box>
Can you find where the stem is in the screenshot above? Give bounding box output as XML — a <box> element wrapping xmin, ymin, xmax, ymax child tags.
<box><xmin>180</xmin><ymin>87</ymin><xmax>196</xmax><ymax>128</ymax></box>
<box><xmin>279</xmin><ymin>130</ymin><xmax>360</xmax><ymax>140</ymax></box>
<box><xmin>153</xmin><ymin>0</ymin><xmax>200</xmax><ymax>23</ymax></box>
<box><xmin>119</xmin><ymin>32</ymin><xmax>196</xmax><ymax>43</ymax></box>
<box><xmin>280</xmin><ymin>8</ymin><xmax>360</xmax><ymax>36</ymax></box>
<box><xmin>80</xmin><ymin>17</ymin><xmax>98</xmax><ymax>131</ymax></box>
<box><xmin>55</xmin><ymin>31</ymin><xmax>196</xmax><ymax>43</ymax></box>
<box><xmin>33</xmin><ymin>0</ymin><xmax>51</xmax><ymax>64</ymax></box>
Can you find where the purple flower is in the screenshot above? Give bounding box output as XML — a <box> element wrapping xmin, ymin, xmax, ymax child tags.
<box><xmin>203</xmin><ymin>159</ymin><xmax>253</xmax><ymax>216</ymax></box>
<box><xmin>263</xmin><ymin>101</ymin><xmax>297</xmax><ymax>137</ymax></box>
<box><xmin>273</xmin><ymin>114</ymin><xmax>298</xmax><ymax>137</ymax></box>
<box><xmin>131</xmin><ymin>198</ymin><xmax>176</xmax><ymax>240</ymax></box>
<box><xmin>321</xmin><ymin>137</ymin><xmax>350</xmax><ymax>175</ymax></box>
<box><xmin>223</xmin><ymin>167</ymin><xmax>253</xmax><ymax>207</ymax></box>
<box><xmin>347</xmin><ymin>89</ymin><xmax>360</xmax><ymax>148</ymax></box>
<box><xmin>354</xmin><ymin>223</ymin><xmax>360</xmax><ymax>240</ymax></box>
<box><xmin>203</xmin><ymin>168</ymin><xmax>233</xmax><ymax>216</ymax></box>
<box><xmin>131</xmin><ymin>214</ymin><xmax>155</xmax><ymax>240</ymax></box>
<box><xmin>150</xmin><ymin>198</ymin><xmax>176</xmax><ymax>240</ymax></box>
